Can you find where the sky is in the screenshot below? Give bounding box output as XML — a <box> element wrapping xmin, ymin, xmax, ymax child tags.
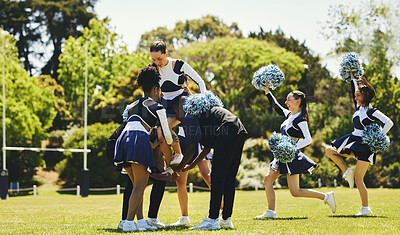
<box><xmin>94</xmin><ymin>0</ymin><xmax>361</xmax><ymax>75</ymax></box>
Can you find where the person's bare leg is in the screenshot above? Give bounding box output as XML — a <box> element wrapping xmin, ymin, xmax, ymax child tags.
<box><xmin>176</xmin><ymin>171</ymin><xmax>189</xmax><ymax>216</ymax></box>
<box><xmin>287</xmin><ymin>174</ymin><xmax>325</xmax><ymax>200</ymax></box>
<box><xmin>263</xmin><ymin>170</ymin><xmax>281</xmax><ymax>210</ymax></box>
<box><xmin>325</xmin><ymin>146</ymin><xmax>348</xmax><ymax>173</ymax></box>
<box><xmin>127</xmin><ymin>163</ymin><xmax>150</xmax><ymax>221</ymax></box>
<box><xmin>354</xmin><ymin>160</ymin><xmax>370</xmax><ymax>207</ymax></box>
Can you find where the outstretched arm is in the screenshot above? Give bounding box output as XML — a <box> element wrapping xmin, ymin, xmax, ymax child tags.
<box><xmin>182</xmin><ymin>62</ymin><xmax>207</xmax><ymax>93</ymax></box>
<box><xmin>264</xmin><ymin>86</ymin><xmax>290</xmax><ymax>118</ymax></box>
<box><xmin>182</xmin><ymin>147</ymin><xmax>211</xmax><ymax>172</ymax></box>
<box><xmin>350</xmin><ymin>72</ymin><xmax>358</xmax><ymax>109</ymax></box>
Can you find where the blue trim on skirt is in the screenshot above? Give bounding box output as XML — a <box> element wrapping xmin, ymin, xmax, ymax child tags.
<box><xmin>331</xmin><ymin>133</ymin><xmax>376</xmax><ymax>164</ymax></box>
<box><xmin>270</xmin><ymin>151</ymin><xmax>316</xmax><ymax>175</ymax></box>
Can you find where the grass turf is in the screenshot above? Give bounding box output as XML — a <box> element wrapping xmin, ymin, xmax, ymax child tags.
<box><xmin>1</xmin><ymin>187</ymin><xmax>399</xmax><ymax>234</ymax></box>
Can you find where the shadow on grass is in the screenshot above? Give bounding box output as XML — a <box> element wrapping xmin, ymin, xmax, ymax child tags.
<box><xmin>98</xmin><ymin>226</ymin><xmax>191</xmax><ymax>233</ymax></box>
<box><xmin>329</xmin><ymin>215</ymin><xmax>387</xmax><ymax>218</ymax></box>
<box><xmin>254</xmin><ymin>217</ymin><xmax>308</xmax><ymax>221</ymax></box>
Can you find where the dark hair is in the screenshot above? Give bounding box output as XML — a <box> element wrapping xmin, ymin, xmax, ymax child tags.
<box><xmin>150</xmin><ymin>40</ymin><xmax>167</xmax><ymax>54</ymax></box>
<box><xmin>173</xmin><ymin>96</ymin><xmax>187</xmax><ymax>122</ymax></box>
<box><xmin>137</xmin><ymin>66</ymin><xmax>160</xmax><ymax>93</ymax></box>
<box><xmin>358</xmin><ymin>76</ymin><xmax>375</xmax><ymax>106</ymax></box>
<box><xmin>290</xmin><ymin>90</ymin><xmax>309</xmax><ymax>123</ymax></box>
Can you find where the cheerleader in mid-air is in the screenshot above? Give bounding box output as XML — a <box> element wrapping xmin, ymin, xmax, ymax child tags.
<box><xmin>325</xmin><ymin>53</ymin><xmax>393</xmax><ymax>216</ymax></box>
<box><xmin>252</xmin><ymin>65</ymin><xmax>336</xmax><ymax>219</ymax></box>
<box><xmin>149</xmin><ymin>40</ymin><xmax>207</xmax><ymax>166</ymax></box>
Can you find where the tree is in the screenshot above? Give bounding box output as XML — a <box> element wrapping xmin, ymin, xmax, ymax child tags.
<box><xmin>0</xmin><ymin>29</ymin><xmax>57</xmax><ymax>185</ymax></box>
<box><xmin>58</xmin><ymin>18</ymin><xmax>136</xmax><ymax>126</ymax></box>
<box><xmin>322</xmin><ymin>0</ymin><xmax>400</xmax><ymax>187</ymax></box>
<box><xmin>138</xmin><ymin>15</ymin><xmax>242</xmax><ymax>51</ymax></box>
<box><xmin>175</xmin><ymin>37</ymin><xmax>304</xmax><ymax>137</ymax></box>
<box><xmin>0</xmin><ymin>0</ymin><xmax>97</xmax><ymax>77</ymax></box>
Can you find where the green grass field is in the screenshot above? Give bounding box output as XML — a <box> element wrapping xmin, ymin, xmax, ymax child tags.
<box><xmin>1</xmin><ymin>187</ymin><xmax>399</xmax><ymax>234</ymax></box>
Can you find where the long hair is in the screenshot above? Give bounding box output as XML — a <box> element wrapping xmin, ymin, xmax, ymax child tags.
<box><xmin>290</xmin><ymin>90</ymin><xmax>309</xmax><ymax>124</ymax></box>
<box><xmin>358</xmin><ymin>76</ymin><xmax>375</xmax><ymax>106</ymax></box>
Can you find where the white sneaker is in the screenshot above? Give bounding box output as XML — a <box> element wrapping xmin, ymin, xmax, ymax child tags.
<box><xmin>117</xmin><ymin>220</ymin><xmax>126</xmax><ymax>230</ymax></box>
<box><xmin>170</xmin><ymin>216</ymin><xmax>190</xmax><ymax>226</ymax></box>
<box><xmin>170</xmin><ymin>153</ymin><xmax>183</xmax><ymax>165</ymax></box>
<box><xmin>146</xmin><ymin>218</ymin><xmax>166</xmax><ymax>228</ymax></box>
<box><xmin>324</xmin><ymin>191</ymin><xmax>336</xmax><ymax>213</ymax></box>
<box><xmin>161</xmin><ymin>167</ymin><xmax>173</xmax><ymax>175</ymax></box>
<box><xmin>255</xmin><ymin>210</ymin><xmax>277</xmax><ymax>219</ymax></box>
<box><xmin>122</xmin><ymin>221</ymin><xmax>137</xmax><ymax>232</ymax></box>
<box><xmin>343</xmin><ymin>168</ymin><xmax>355</xmax><ymax>188</ymax></box>
<box><xmin>219</xmin><ymin>217</ymin><xmax>234</xmax><ymax>229</ymax></box>
<box><xmin>136</xmin><ymin>222</ymin><xmax>157</xmax><ymax>231</ymax></box>
<box><xmin>191</xmin><ymin>216</ymin><xmax>220</xmax><ymax>230</ymax></box>
<box><xmin>355</xmin><ymin>206</ymin><xmax>373</xmax><ymax>216</ymax></box>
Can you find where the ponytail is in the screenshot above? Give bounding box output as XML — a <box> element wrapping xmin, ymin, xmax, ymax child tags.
<box><xmin>291</xmin><ymin>90</ymin><xmax>309</xmax><ymax>124</ymax></box>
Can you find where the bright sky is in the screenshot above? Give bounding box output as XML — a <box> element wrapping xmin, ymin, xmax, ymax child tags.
<box><xmin>95</xmin><ymin>0</ymin><xmax>361</xmax><ymax>75</ymax></box>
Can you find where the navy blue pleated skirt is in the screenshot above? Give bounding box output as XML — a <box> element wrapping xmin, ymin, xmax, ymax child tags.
<box><xmin>114</xmin><ymin>121</ymin><xmax>156</xmax><ymax>171</ymax></box>
<box><xmin>331</xmin><ymin>133</ymin><xmax>376</xmax><ymax>164</ymax></box>
<box><xmin>269</xmin><ymin>151</ymin><xmax>316</xmax><ymax>175</ymax></box>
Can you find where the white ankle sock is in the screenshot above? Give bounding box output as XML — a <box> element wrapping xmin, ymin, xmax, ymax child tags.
<box><xmin>324</xmin><ymin>194</ymin><xmax>328</xmax><ymax>201</ymax></box>
<box><xmin>181</xmin><ymin>216</ymin><xmax>189</xmax><ymax>219</ymax></box>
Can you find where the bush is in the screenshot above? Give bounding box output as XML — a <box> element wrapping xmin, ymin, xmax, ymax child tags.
<box><xmin>56</xmin><ymin>122</ymin><xmax>124</xmax><ymax>187</ymax></box>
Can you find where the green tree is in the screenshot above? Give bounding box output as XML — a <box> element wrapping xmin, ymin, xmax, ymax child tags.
<box><xmin>58</xmin><ymin>18</ymin><xmax>136</xmax><ymax>126</ymax></box>
<box><xmin>323</xmin><ymin>0</ymin><xmax>400</xmax><ymax>187</ymax></box>
<box><xmin>138</xmin><ymin>15</ymin><xmax>242</xmax><ymax>51</ymax></box>
<box><xmin>0</xmin><ymin>29</ymin><xmax>57</xmax><ymax>185</ymax></box>
<box><xmin>0</xmin><ymin>0</ymin><xmax>97</xmax><ymax>77</ymax></box>
<box><xmin>175</xmin><ymin>37</ymin><xmax>304</xmax><ymax>137</ymax></box>
<box><xmin>56</xmin><ymin>122</ymin><xmax>123</xmax><ymax>187</ymax></box>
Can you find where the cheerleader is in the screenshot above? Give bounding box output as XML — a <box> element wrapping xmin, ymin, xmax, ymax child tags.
<box><xmin>325</xmin><ymin>72</ymin><xmax>393</xmax><ymax>216</ymax></box>
<box><xmin>113</xmin><ymin>65</ymin><xmax>173</xmax><ymax>232</ymax></box>
<box><xmin>173</xmin><ymin>96</ymin><xmax>248</xmax><ymax>230</ymax></box>
<box><xmin>150</xmin><ymin>40</ymin><xmax>207</xmax><ymax>165</ymax></box>
<box><xmin>256</xmin><ymin>86</ymin><xmax>336</xmax><ymax>219</ymax></box>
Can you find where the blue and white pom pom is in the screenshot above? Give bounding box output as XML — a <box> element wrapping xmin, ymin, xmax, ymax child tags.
<box><xmin>204</xmin><ymin>91</ymin><xmax>224</xmax><ymax>108</ymax></box>
<box><xmin>268</xmin><ymin>132</ymin><xmax>298</xmax><ymax>163</ymax></box>
<box><xmin>268</xmin><ymin>132</ymin><xmax>281</xmax><ymax>150</ymax></box>
<box><xmin>362</xmin><ymin>123</ymin><xmax>390</xmax><ymax>153</ymax></box>
<box><xmin>273</xmin><ymin>141</ymin><xmax>297</xmax><ymax>163</ymax></box>
<box><xmin>183</xmin><ymin>93</ymin><xmax>210</xmax><ymax>116</ymax></box>
<box><xmin>122</xmin><ymin>104</ymin><xmax>131</xmax><ymax>122</ymax></box>
<box><xmin>252</xmin><ymin>65</ymin><xmax>285</xmax><ymax>90</ymax></box>
<box><xmin>339</xmin><ymin>52</ymin><xmax>364</xmax><ymax>83</ymax></box>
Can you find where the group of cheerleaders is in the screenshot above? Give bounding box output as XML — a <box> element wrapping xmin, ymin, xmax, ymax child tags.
<box><xmin>112</xmin><ymin>40</ymin><xmax>393</xmax><ymax>231</ymax></box>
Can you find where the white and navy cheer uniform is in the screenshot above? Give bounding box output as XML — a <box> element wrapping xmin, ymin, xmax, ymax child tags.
<box><xmin>158</xmin><ymin>57</ymin><xmax>206</xmax><ymax>115</ymax></box>
<box><xmin>177</xmin><ymin>115</ymin><xmax>212</xmax><ymax>164</ymax></box>
<box><xmin>113</xmin><ymin>97</ymin><xmax>166</xmax><ymax>171</ymax></box>
<box><xmin>331</xmin><ymin>79</ymin><xmax>393</xmax><ymax>165</ymax></box>
<box><xmin>266</xmin><ymin>92</ymin><xmax>316</xmax><ymax>175</ymax></box>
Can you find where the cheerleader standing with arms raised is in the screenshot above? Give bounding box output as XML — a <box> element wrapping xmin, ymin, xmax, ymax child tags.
<box><xmin>113</xmin><ymin>66</ymin><xmax>173</xmax><ymax>232</ymax></box>
<box><xmin>256</xmin><ymin>86</ymin><xmax>336</xmax><ymax>219</ymax></box>
<box><xmin>325</xmin><ymin>72</ymin><xmax>393</xmax><ymax>216</ymax></box>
